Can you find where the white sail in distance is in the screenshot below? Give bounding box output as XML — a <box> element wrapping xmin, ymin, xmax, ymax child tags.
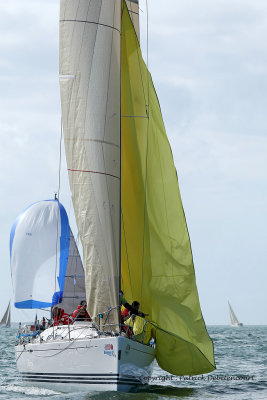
<box><xmin>0</xmin><ymin>301</ymin><xmax>11</xmax><ymax>327</ymax></box>
<box><xmin>59</xmin><ymin>0</ymin><xmax>121</xmax><ymax>324</ymax></box>
<box><xmin>228</xmin><ymin>301</ymin><xmax>241</xmax><ymax>326</ymax></box>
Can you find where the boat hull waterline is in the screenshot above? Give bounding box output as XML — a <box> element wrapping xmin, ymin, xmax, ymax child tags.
<box><xmin>15</xmin><ymin>325</ymin><xmax>155</xmax><ymax>392</ymax></box>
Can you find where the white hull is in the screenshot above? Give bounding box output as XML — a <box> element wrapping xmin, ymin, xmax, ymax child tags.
<box><xmin>15</xmin><ymin>323</ymin><xmax>155</xmax><ymax>392</ymax></box>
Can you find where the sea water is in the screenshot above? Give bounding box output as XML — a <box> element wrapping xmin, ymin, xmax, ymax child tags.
<box><xmin>0</xmin><ymin>326</ymin><xmax>266</xmax><ymax>400</ymax></box>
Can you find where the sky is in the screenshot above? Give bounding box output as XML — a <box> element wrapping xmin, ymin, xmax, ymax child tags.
<box><xmin>0</xmin><ymin>0</ymin><xmax>266</xmax><ymax>325</ymax></box>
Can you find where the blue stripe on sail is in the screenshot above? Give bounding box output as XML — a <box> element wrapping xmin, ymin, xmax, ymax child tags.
<box><xmin>9</xmin><ymin>221</ymin><xmax>17</xmax><ymax>260</ymax></box>
<box><xmin>52</xmin><ymin>201</ymin><xmax>70</xmax><ymax>305</ymax></box>
<box><xmin>15</xmin><ymin>300</ymin><xmax>53</xmax><ymax>309</ymax></box>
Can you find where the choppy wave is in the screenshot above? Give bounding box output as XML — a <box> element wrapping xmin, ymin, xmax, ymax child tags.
<box><xmin>0</xmin><ymin>325</ymin><xmax>266</xmax><ymax>399</ymax></box>
<box><xmin>3</xmin><ymin>384</ymin><xmax>60</xmax><ymax>396</ymax></box>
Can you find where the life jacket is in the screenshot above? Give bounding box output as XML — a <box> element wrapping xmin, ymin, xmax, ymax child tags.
<box><xmin>132</xmin><ymin>316</ymin><xmax>152</xmax><ymax>344</ymax></box>
<box><xmin>72</xmin><ymin>305</ymin><xmax>91</xmax><ymax>321</ymax></box>
<box><xmin>121</xmin><ymin>305</ymin><xmax>130</xmax><ymax>319</ymax></box>
<box><xmin>124</xmin><ymin>315</ymin><xmax>152</xmax><ymax>344</ymax></box>
<box><xmin>53</xmin><ymin>309</ymin><xmax>72</xmax><ymax>326</ymax></box>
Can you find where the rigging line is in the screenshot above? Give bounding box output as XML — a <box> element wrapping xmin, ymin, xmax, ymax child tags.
<box><xmin>119</xmin><ymin>0</ymin><xmax>124</xmax><ymax>316</ymax></box>
<box><xmin>54</xmin><ymin>118</ymin><xmax>64</xmax><ymax>300</ymax></box>
<box><xmin>121</xmin><ymin>115</ymin><xmax>148</xmax><ymax>118</ymax></box>
<box><xmin>57</xmin><ymin>119</ymin><xmax>63</xmax><ymax>200</ymax></box>
<box><xmin>146</xmin><ymin>0</ymin><xmax>149</xmax><ymax>116</ymax></box>
<box><xmin>135</xmin><ymin>30</ymin><xmax>147</xmax><ymax>109</ymax></box>
<box><xmin>121</xmin><ymin>211</ymin><xmax>133</xmax><ymax>299</ymax></box>
<box><xmin>140</xmin><ymin>0</ymin><xmax>150</xmax><ymax>309</ymax></box>
<box><xmin>27</xmin><ymin>327</ymin><xmax>89</xmax><ymax>358</ymax></box>
<box><xmin>16</xmin><ymin>346</ymin><xmax>27</xmax><ymax>362</ymax></box>
<box><xmin>122</xmin><ymin>1</ymin><xmax>149</xmax><ymax>308</ymax></box>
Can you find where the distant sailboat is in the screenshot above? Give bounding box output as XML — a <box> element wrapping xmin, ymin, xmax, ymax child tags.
<box><xmin>0</xmin><ymin>301</ymin><xmax>11</xmax><ymax>328</ymax></box>
<box><xmin>228</xmin><ymin>301</ymin><xmax>243</xmax><ymax>327</ymax></box>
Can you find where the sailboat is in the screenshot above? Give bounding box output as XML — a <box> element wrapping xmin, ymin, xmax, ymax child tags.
<box><xmin>10</xmin><ymin>0</ymin><xmax>215</xmax><ymax>393</ymax></box>
<box><xmin>228</xmin><ymin>301</ymin><xmax>243</xmax><ymax>327</ymax></box>
<box><xmin>0</xmin><ymin>301</ymin><xmax>11</xmax><ymax>328</ymax></box>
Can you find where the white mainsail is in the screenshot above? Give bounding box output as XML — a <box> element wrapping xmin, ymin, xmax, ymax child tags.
<box><xmin>59</xmin><ymin>0</ymin><xmax>121</xmax><ymax>323</ymax></box>
<box><xmin>0</xmin><ymin>301</ymin><xmax>11</xmax><ymax>327</ymax></box>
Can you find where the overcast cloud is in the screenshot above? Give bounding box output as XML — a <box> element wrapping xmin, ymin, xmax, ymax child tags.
<box><xmin>0</xmin><ymin>0</ymin><xmax>266</xmax><ymax>324</ymax></box>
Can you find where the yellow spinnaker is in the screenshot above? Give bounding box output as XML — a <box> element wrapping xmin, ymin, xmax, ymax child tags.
<box><xmin>121</xmin><ymin>2</ymin><xmax>215</xmax><ymax>375</ymax></box>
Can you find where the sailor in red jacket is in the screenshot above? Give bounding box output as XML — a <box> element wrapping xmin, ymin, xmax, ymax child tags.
<box><xmin>52</xmin><ymin>306</ymin><xmax>72</xmax><ymax>326</ymax></box>
<box><xmin>72</xmin><ymin>301</ymin><xmax>92</xmax><ymax>322</ymax></box>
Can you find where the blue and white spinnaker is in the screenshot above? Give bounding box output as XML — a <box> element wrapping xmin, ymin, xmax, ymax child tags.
<box><xmin>10</xmin><ymin>199</ymin><xmax>85</xmax><ymax>311</ymax></box>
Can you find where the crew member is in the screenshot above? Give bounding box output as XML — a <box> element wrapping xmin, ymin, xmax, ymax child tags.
<box><xmin>120</xmin><ymin>292</ymin><xmax>146</xmax><ymax>318</ymax></box>
<box><xmin>52</xmin><ymin>306</ymin><xmax>72</xmax><ymax>326</ymax></box>
<box><xmin>72</xmin><ymin>301</ymin><xmax>92</xmax><ymax>321</ymax></box>
<box><xmin>121</xmin><ymin>301</ymin><xmax>141</xmax><ymax>321</ymax></box>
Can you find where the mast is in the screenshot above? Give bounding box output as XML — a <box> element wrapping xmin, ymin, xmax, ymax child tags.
<box><xmin>119</xmin><ymin>0</ymin><xmax>140</xmax><ymax>308</ymax></box>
